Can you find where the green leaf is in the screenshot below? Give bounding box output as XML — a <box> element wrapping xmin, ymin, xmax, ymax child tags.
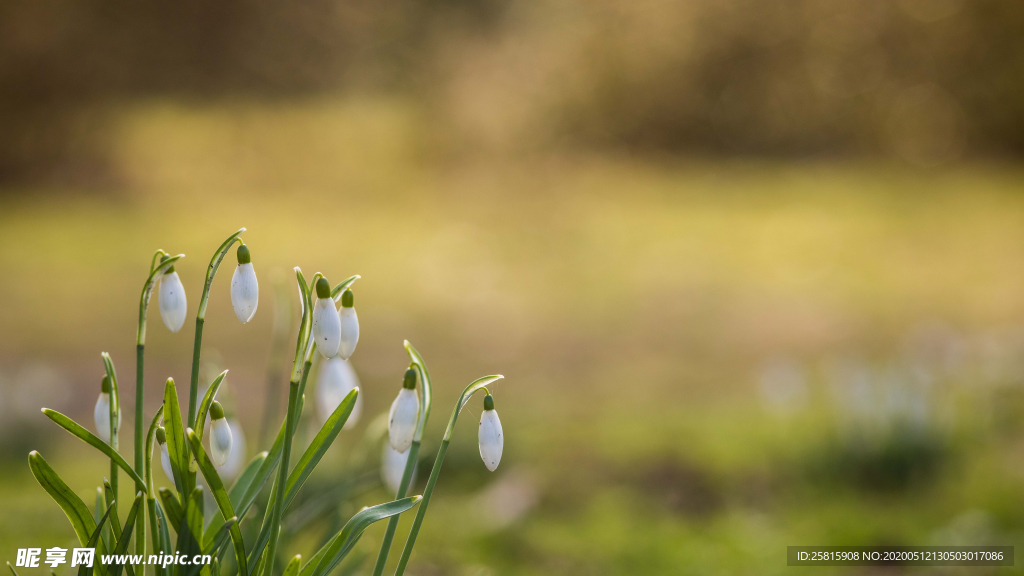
<box><xmin>187</xmin><ymin>428</ymin><xmax>248</xmax><ymax>576</ymax></box>
<box><xmin>110</xmin><ymin>493</ymin><xmax>144</xmax><ymax>576</ymax></box>
<box><xmin>103</xmin><ymin>480</ymin><xmax>124</xmax><ymax>543</ymax></box>
<box><xmin>8</xmin><ymin>563</ymin><xmax>19</xmax><ymax>576</ymax></box>
<box><xmin>195</xmin><ymin>370</ymin><xmax>228</xmax><ymax>442</ymax></box>
<box><xmin>158</xmin><ymin>488</ymin><xmax>184</xmax><ymax>532</ymax></box>
<box><xmin>246</xmin><ymin>389</ymin><xmax>358</xmax><ymax>572</ymax></box>
<box><xmin>283</xmin><ymin>555</ymin><xmax>301</xmax><ymax>576</ymax></box>
<box><xmin>164</xmin><ymin>378</ymin><xmax>189</xmax><ymax>496</ymax></box>
<box><xmin>228</xmin><ymin>452</ymin><xmax>267</xmax><ymax>509</ymax></box>
<box><xmin>179</xmin><ymin>487</ymin><xmax>205</xmax><ymax>576</ymax></box>
<box><xmin>28</xmin><ymin>451</ymin><xmax>97</xmax><ymax>546</ymax></box>
<box><xmin>309</xmin><ymin>497</ymin><xmax>422</xmax><ymax>576</ymax></box>
<box><xmin>154</xmin><ymin>499</ymin><xmax>173</xmax><ymax>557</ymax></box>
<box><xmin>203</xmin><ymin>517</ymin><xmax>237</xmax><ymax>555</ymax></box>
<box><xmin>41</xmin><ymin>409</ymin><xmax>147</xmax><ymax>489</ymax></box>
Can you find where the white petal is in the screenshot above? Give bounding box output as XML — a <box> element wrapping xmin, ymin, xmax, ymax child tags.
<box><xmin>311</xmin><ymin>298</ymin><xmax>341</xmax><ymax>358</ymax></box>
<box><xmin>210</xmin><ymin>418</ymin><xmax>233</xmax><ymax>466</ymax></box>
<box><xmin>230</xmin><ymin>263</ymin><xmax>259</xmax><ymax>323</ymax></box>
<box><xmin>388</xmin><ymin>388</ymin><xmax>419</xmax><ymax>453</ymax></box>
<box><xmin>158</xmin><ymin>271</ymin><xmax>188</xmax><ymax>333</ymax></box>
<box><xmin>94</xmin><ymin>393</ymin><xmax>111</xmax><ymax>443</ymax></box>
<box><xmin>215</xmin><ymin>419</ymin><xmax>247</xmax><ymax>480</ymax></box>
<box><xmin>338</xmin><ymin>307</ymin><xmax>359</xmax><ymax>359</ymax></box>
<box><xmin>478</xmin><ymin>410</ymin><xmax>503</xmax><ymax>472</ymax></box>
<box><xmin>381</xmin><ymin>442</ymin><xmax>416</xmax><ymax>494</ymax></box>
<box><xmin>316</xmin><ymin>356</ymin><xmax>362</xmax><ymax>429</ymax></box>
<box><xmin>160</xmin><ymin>442</ymin><xmax>174</xmax><ymax>481</ymax></box>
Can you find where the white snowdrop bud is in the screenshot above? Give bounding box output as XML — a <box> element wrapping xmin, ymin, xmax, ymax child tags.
<box><xmin>215</xmin><ymin>419</ymin><xmax>247</xmax><ymax>480</ymax></box>
<box><xmin>209</xmin><ymin>401</ymin><xmax>232</xmax><ymax>467</ymax></box>
<box><xmin>316</xmin><ymin>356</ymin><xmax>362</xmax><ymax>429</ymax></box>
<box><xmin>381</xmin><ymin>441</ymin><xmax>416</xmax><ymax>494</ymax></box>
<box><xmin>230</xmin><ymin>245</ymin><xmax>258</xmax><ymax>324</ymax></box>
<box><xmin>94</xmin><ymin>376</ymin><xmax>118</xmax><ymax>443</ymax></box>
<box><xmin>311</xmin><ymin>278</ymin><xmax>341</xmax><ymax>359</ymax></box>
<box><xmin>158</xmin><ymin>263</ymin><xmax>188</xmax><ymax>333</ymax></box>
<box><xmin>156</xmin><ymin>427</ymin><xmax>174</xmax><ymax>481</ymax></box>
<box><xmin>338</xmin><ymin>289</ymin><xmax>359</xmax><ymax>360</ymax></box>
<box><xmin>478</xmin><ymin>394</ymin><xmax>503</xmax><ymax>472</ymax></box>
<box><xmin>388</xmin><ymin>370</ymin><xmax>420</xmax><ymax>453</ymax></box>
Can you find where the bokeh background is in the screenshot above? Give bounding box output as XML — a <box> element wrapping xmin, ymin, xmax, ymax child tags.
<box><xmin>4</xmin><ymin>0</ymin><xmax>1024</xmax><ymax>574</ymax></box>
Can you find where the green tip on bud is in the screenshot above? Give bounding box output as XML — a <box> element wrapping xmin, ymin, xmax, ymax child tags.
<box><xmin>236</xmin><ymin>244</ymin><xmax>251</xmax><ymax>265</ymax></box>
<box><xmin>403</xmin><ymin>368</ymin><xmax>417</xmax><ymax>389</ymax></box>
<box><xmin>210</xmin><ymin>401</ymin><xmax>225</xmax><ymax>420</ymax></box>
<box><xmin>341</xmin><ymin>288</ymin><xmax>354</xmax><ymax>308</ymax></box>
<box><xmin>483</xmin><ymin>394</ymin><xmax>494</xmax><ymax>411</ymax></box>
<box><xmin>101</xmin><ymin>375</ymin><xmax>111</xmax><ymax>394</ymax></box>
<box><xmin>156</xmin><ymin>427</ymin><xmax>166</xmax><ymax>444</ymax></box>
<box><xmin>316</xmin><ymin>277</ymin><xmax>331</xmax><ymax>299</ymax></box>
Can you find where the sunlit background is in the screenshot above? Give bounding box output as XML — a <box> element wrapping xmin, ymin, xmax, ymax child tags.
<box><xmin>4</xmin><ymin>1</ymin><xmax>1024</xmax><ymax>574</ymax></box>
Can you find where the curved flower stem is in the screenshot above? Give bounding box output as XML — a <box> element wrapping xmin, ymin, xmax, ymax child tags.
<box><xmin>372</xmin><ymin>341</ymin><xmax>433</xmax><ymax>576</ymax></box>
<box><xmin>393</xmin><ymin>374</ymin><xmax>504</xmax><ymax>576</ymax></box>
<box><xmin>134</xmin><ymin>250</ymin><xmax>181</xmax><ymax>561</ymax></box>
<box><xmin>185</xmin><ymin>228</ymin><xmax>244</xmax><ymax>494</ymax></box>
<box><xmin>260</xmin><ymin>268</ymin><xmax>313</xmax><ymax>576</ymax></box>
<box><xmin>101</xmin><ymin>352</ymin><xmax>121</xmax><ymax>498</ymax></box>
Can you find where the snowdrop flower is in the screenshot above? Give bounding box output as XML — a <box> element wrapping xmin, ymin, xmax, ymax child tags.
<box><xmin>93</xmin><ymin>376</ymin><xmax>119</xmax><ymax>442</ymax></box>
<box><xmin>338</xmin><ymin>289</ymin><xmax>359</xmax><ymax>359</ymax></box>
<box><xmin>381</xmin><ymin>441</ymin><xmax>416</xmax><ymax>494</ymax></box>
<box><xmin>209</xmin><ymin>401</ymin><xmax>232</xmax><ymax>467</ymax></box>
<box><xmin>311</xmin><ymin>278</ymin><xmax>341</xmax><ymax>358</ymax></box>
<box><xmin>215</xmin><ymin>418</ymin><xmax>247</xmax><ymax>480</ymax></box>
<box><xmin>156</xmin><ymin>427</ymin><xmax>173</xmax><ymax>481</ymax></box>
<box><xmin>316</xmin><ymin>356</ymin><xmax>362</xmax><ymax>429</ymax></box>
<box><xmin>230</xmin><ymin>244</ymin><xmax>258</xmax><ymax>323</ymax></box>
<box><xmin>158</xmin><ymin>260</ymin><xmax>188</xmax><ymax>333</ymax></box>
<box><xmin>478</xmin><ymin>394</ymin><xmax>503</xmax><ymax>471</ymax></box>
<box><xmin>388</xmin><ymin>368</ymin><xmax>419</xmax><ymax>453</ymax></box>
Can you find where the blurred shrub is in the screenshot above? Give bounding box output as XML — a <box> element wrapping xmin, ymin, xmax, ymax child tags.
<box><xmin>3</xmin><ymin>0</ymin><xmax>1024</xmax><ymax>184</ymax></box>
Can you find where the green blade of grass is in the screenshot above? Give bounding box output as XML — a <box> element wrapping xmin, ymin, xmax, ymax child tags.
<box><xmin>308</xmin><ymin>498</ymin><xmax>421</xmax><ymax>576</ymax></box>
<box><xmin>79</xmin><ymin>503</ymin><xmax>114</xmax><ymax>576</ymax></box>
<box><xmin>110</xmin><ymin>493</ymin><xmax>144</xmax><ymax>576</ymax></box>
<box><xmin>282</xmin><ymin>556</ymin><xmax>301</xmax><ymax>576</ymax></box>
<box><xmin>28</xmin><ymin>451</ymin><xmax>97</xmax><ymax>546</ymax></box>
<box><xmin>187</xmin><ymin>428</ymin><xmax>248</xmax><ymax>576</ymax></box>
<box><xmin>164</xmin><ymin>378</ymin><xmax>189</xmax><ymax>497</ymax></box>
<box><xmin>41</xmin><ymin>409</ymin><xmax>147</xmax><ymax>489</ymax></box>
<box><xmin>158</xmin><ymin>488</ymin><xmax>184</xmax><ymax>531</ymax></box>
<box><xmin>203</xmin><ymin>517</ymin><xmax>237</xmax><ymax>555</ymax></box>
<box><xmin>228</xmin><ymin>452</ymin><xmax>267</xmax><ymax>509</ymax></box>
<box><xmin>179</xmin><ymin>487</ymin><xmax>205</xmax><ymax>576</ymax></box>
<box><xmin>103</xmin><ymin>480</ymin><xmax>124</xmax><ymax>543</ymax></box>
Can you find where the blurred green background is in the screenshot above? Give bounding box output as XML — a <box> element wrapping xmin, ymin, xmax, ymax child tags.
<box><xmin>4</xmin><ymin>0</ymin><xmax>1024</xmax><ymax>574</ymax></box>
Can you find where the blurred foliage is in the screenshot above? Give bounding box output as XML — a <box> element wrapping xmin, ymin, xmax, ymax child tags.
<box><xmin>4</xmin><ymin>0</ymin><xmax>1024</xmax><ymax>184</ymax></box>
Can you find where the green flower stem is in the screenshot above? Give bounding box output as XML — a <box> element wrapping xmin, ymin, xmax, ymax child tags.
<box><xmin>134</xmin><ymin>251</ymin><xmax>182</xmax><ymax>562</ymax></box>
<box><xmin>101</xmin><ymin>352</ymin><xmax>121</xmax><ymax>506</ymax></box>
<box><xmin>185</xmin><ymin>229</ymin><xmax>244</xmax><ymax>494</ymax></box>
<box><xmin>372</xmin><ymin>342</ymin><xmax>433</xmax><ymax>576</ymax></box>
<box><xmin>393</xmin><ymin>374</ymin><xmax>503</xmax><ymax>576</ymax></box>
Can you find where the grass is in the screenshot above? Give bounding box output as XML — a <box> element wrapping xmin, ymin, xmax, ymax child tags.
<box><xmin>3</xmin><ymin>97</ymin><xmax>1024</xmax><ymax>573</ymax></box>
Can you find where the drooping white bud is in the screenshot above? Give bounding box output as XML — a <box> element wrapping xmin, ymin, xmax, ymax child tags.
<box><xmin>478</xmin><ymin>395</ymin><xmax>503</xmax><ymax>472</ymax></box>
<box><xmin>215</xmin><ymin>419</ymin><xmax>247</xmax><ymax>480</ymax></box>
<box><xmin>381</xmin><ymin>441</ymin><xmax>416</xmax><ymax>494</ymax></box>
<box><xmin>94</xmin><ymin>392</ymin><xmax>112</xmax><ymax>442</ymax></box>
<box><xmin>338</xmin><ymin>289</ymin><xmax>359</xmax><ymax>359</ymax></box>
<box><xmin>316</xmin><ymin>356</ymin><xmax>362</xmax><ymax>429</ymax></box>
<box><xmin>388</xmin><ymin>388</ymin><xmax>419</xmax><ymax>453</ymax></box>
<box><xmin>158</xmin><ymin>269</ymin><xmax>188</xmax><ymax>333</ymax></box>
<box><xmin>157</xmin><ymin>428</ymin><xmax>173</xmax><ymax>481</ymax></box>
<box><xmin>230</xmin><ymin>245</ymin><xmax>258</xmax><ymax>323</ymax></box>
<box><xmin>209</xmin><ymin>401</ymin><xmax>232</xmax><ymax>467</ymax></box>
<box><xmin>311</xmin><ymin>278</ymin><xmax>341</xmax><ymax>358</ymax></box>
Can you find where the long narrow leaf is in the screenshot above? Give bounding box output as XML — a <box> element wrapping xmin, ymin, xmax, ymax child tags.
<box><xmin>164</xmin><ymin>378</ymin><xmax>189</xmax><ymax>496</ymax></box>
<box><xmin>283</xmin><ymin>556</ymin><xmax>301</xmax><ymax>576</ymax></box>
<box><xmin>187</xmin><ymin>428</ymin><xmax>248</xmax><ymax>576</ymax></box>
<box><xmin>41</xmin><ymin>409</ymin><xmax>147</xmax><ymax>489</ymax></box>
<box><xmin>245</xmin><ymin>390</ymin><xmax>357</xmax><ymax>572</ymax></box>
<box><xmin>158</xmin><ymin>488</ymin><xmax>184</xmax><ymax>532</ymax></box>
<box><xmin>195</xmin><ymin>370</ymin><xmax>228</xmax><ymax>442</ymax></box>
<box><xmin>203</xmin><ymin>517</ymin><xmax>237</xmax><ymax>555</ymax></box>
<box><xmin>28</xmin><ymin>451</ymin><xmax>97</xmax><ymax>546</ymax></box>
<box><xmin>179</xmin><ymin>487</ymin><xmax>205</xmax><ymax>576</ymax></box>
<box><xmin>228</xmin><ymin>452</ymin><xmax>267</xmax><ymax>509</ymax></box>
<box><xmin>110</xmin><ymin>493</ymin><xmax>143</xmax><ymax>576</ymax></box>
<box><xmin>154</xmin><ymin>499</ymin><xmax>173</xmax><ymax>556</ymax></box>
<box><xmin>103</xmin><ymin>481</ymin><xmax>123</xmax><ymax>542</ymax></box>
<box><xmin>79</xmin><ymin>503</ymin><xmax>114</xmax><ymax>576</ymax></box>
<box><xmin>309</xmin><ymin>497</ymin><xmax>422</xmax><ymax>576</ymax></box>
